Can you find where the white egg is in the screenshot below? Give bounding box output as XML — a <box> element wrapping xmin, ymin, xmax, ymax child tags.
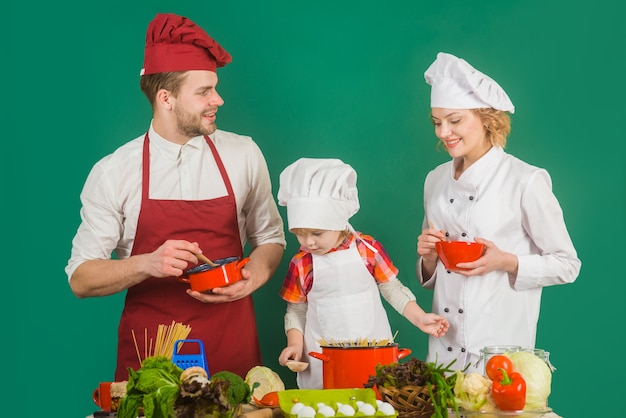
<box><xmin>375</xmin><ymin>400</ymin><xmax>383</xmax><ymax>407</ymax></box>
<box><xmin>318</xmin><ymin>405</ymin><xmax>336</xmax><ymax>417</ymax></box>
<box><xmin>297</xmin><ymin>406</ymin><xmax>317</xmax><ymax>418</ymax></box>
<box><xmin>357</xmin><ymin>403</ymin><xmax>376</xmax><ymax>415</ymax></box>
<box><xmin>337</xmin><ymin>404</ymin><xmax>356</xmax><ymax>416</ymax></box>
<box><xmin>356</xmin><ymin>401</ymin><xmax>364</xmax><ymax>407</ymax></box>
<box><xmin>291</xmin><ymin>402</ymin><xmax>306</xmax><ymax>415</ymax></box>
<box><xmin>377</xmin><ymin>402</ymin><xmax>396</xmax><ymax>416</ymax></box>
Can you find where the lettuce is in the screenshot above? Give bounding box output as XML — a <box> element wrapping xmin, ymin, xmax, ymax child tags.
<box><xmin>508</xmin><ymin>351</ymin><xmax>552</xmax><ymax>410</ymax></box>
<box><xmin>117</xmin><ymin>356</ymin><xmax>183</xmax><ymax>418</ymax></box>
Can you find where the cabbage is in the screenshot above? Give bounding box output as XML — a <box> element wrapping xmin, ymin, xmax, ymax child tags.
<box><xmin>244</xmin><ymin>366</ymin><xmax>285</xmax><ymax>401</ymax></box>
<box><xmin>507</xmin><ymin>351</ymin><xmax>552</xmax><ymax>410</ymax></box>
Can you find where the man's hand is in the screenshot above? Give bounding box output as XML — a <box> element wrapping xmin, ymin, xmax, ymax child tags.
<box><xmin>185</xmin><ymin>243</ymin><xmax>284</xmax><ymax>304</ymax></box>
<box><xmin>145</xmin><ymin>239</ymin><xmax>203</xmax><ymax>278</ymax></box>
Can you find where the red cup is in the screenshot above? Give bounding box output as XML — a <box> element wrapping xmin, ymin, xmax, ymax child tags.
<box><xmin>92</xmin><ymin>382</ymin><xmax>112</xmax><ymax>411</ymax></box>
<box><xmin>178</xmin><ymin>256</ymin><xmax>250</xmax><ymax>293</ymax></box>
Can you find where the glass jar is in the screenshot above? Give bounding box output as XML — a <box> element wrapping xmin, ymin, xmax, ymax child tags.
<box><xmin>521</xmin><ymin>347</ymin><xmax>556</xmax><ymax>371</ymax></box>
<box><xmin>476</xmin><ymin>345</ymin><xmax>522</xmax><ymax>374</ymax></box>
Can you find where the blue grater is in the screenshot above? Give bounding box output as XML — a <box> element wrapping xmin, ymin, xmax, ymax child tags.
<box><xmin>171</xmin><ymin>339</ymin><xmax>210</xmax><ymax>377</ymax></box>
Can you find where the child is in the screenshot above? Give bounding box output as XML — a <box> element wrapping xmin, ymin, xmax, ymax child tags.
<box><xmin>276</xmin><ymin>158</ymin><xmax>449</xmax><ymax>389</ymax></box>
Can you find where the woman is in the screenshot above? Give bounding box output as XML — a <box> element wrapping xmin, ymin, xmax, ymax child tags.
<box><xmin>416</xmin><ymin>52</ymin><xmax>581</xmax><ymax>373</ymax></box>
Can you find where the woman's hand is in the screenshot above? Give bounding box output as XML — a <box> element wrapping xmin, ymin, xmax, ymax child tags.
<box><xmin>417</xmin><ymin>226</ymin><xmax>446</xmax><ymax>258</ymax></box>
<box><xmin>417</xmin><ymin>226</ymin><xmax>446</xmax><ymax>278</ymax></box>
<box><xmin>455</xmin><ymin>237</ymin><xmax>519</xmax><ymax>277</ymax></box>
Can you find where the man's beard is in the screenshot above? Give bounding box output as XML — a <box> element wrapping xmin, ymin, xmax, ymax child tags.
<box><xmin>175</xmin><ymin>106</ymin><xmax>217</xmax><ymax>138</ymax></box>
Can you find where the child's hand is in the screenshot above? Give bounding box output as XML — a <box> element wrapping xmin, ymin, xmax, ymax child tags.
<box><xmin>417</xmin><ymin>313</ymin><xmax>449</xmax><ymax>338</ymax></box>
<box><xmin>278</xmin><ymin>346</ymin><xmax>303</xmax><ymax>366</ymax></box>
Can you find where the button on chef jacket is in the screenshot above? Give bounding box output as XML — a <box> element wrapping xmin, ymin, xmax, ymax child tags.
<box><xmin>418</xmin><ymin>146</ymin><xmax>580</xmax><ymax>373</ymax></box>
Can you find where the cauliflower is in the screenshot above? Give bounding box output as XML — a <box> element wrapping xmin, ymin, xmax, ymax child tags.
<box><xmin>453</xmin><ymin>371</ymin><xmax>495</xmax><ymax>411</ymax></box>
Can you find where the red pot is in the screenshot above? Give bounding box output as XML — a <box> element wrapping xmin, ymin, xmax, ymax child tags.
<box><xmin>178</xmin><ymin>256</ymin><xmax>250</xmax><ymax>293</ymax></box>
<box><xmin>309</xmin><ymin>344</ymin><xmax>411</xmax><ymax>390</ymax></box>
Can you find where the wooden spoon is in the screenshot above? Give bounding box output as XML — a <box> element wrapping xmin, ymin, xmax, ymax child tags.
<box><xmin>196</xmin><ymin>252</ymin><xmax>219</xmax><ymax>267</ymax></box>
<box><xmin>285</xmin><ymin>360</ymin><xmax>309</xmax><ymax>372</ymax></box>
<box><xmin>429</xmin><ymin>221</ymin><xmax>448</xmax><ymax>241</ymax></box>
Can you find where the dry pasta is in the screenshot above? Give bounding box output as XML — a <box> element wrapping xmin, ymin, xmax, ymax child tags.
<box><xmin>131</xmin><ymin>321</ymin><xmax>192</xmax><ymax>365</ymax></box>
<box><xmin>318</xmin><ymin>331</ymin><xmax>399</xmax><ymax>347</ymax></box>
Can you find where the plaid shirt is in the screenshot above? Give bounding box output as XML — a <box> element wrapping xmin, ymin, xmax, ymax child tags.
<box><xmin>279</xmin><ymin>232</ymin><xmax>399</xmax><ymax>303</ymax></box>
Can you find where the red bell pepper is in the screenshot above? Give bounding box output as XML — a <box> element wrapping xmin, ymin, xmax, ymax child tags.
<box><xmin>491</xmin><ymin>368</ymin><xmax>526</xmax><ymax>411</ymax></box>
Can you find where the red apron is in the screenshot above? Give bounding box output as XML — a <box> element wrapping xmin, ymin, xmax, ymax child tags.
<box><xmin>114</xmin><ymin>133</ymin><xmax>261</xmax><ymax>381</ymax></box>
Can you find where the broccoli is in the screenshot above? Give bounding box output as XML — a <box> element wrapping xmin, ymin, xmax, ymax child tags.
<box><xmin>174</xmin><ymin>371</ymin><xmax>251</xmax><ymax>418</ymax></box>
<box><xmin>211</xmin><ymin>371</ymin><xmax>252</xmax><ymax>406</ymax></box>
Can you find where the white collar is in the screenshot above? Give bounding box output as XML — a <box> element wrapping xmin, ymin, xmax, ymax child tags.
<box><xmin>453</xmin><ymin>146</ymin><xmax>505</xmax><ymax>184</ymax></box>
<box><xmin>148</xmin><ymin>124</ymin><xmax>208</xmax><ymax>159</ymax></box>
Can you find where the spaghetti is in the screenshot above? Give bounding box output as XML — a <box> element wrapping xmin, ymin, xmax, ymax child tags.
<box><xmin>131</xmin><ymin>320</ymin><xmax>192</xmax><ymax>365</ymax></box>
<box><xmin>318</xmin><ymin>333</ymin><xmax>398</xmax><ymax>347</ymax></box>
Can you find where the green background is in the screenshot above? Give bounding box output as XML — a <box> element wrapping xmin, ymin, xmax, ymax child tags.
<box><xmin>5</xmin><ymin>1</ymin><xmax>624</xmax><ymax>417</ymax></box>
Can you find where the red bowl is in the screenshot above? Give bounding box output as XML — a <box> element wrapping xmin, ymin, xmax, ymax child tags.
<box><xmin>435</xmin><ymin>241</ymin><xmax>485</xmax><ymax>271</ymax></box>
<box><xmin>178</xmin><ymin>256</ymin><xmax>250</xmax><ymax>292</ymax></box>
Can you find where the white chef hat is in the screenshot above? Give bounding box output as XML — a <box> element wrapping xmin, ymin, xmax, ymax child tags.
<box><xmin>424</xmin><ymin>52</ymin><xmax>515</xmax><ymax>113</ymax></box>
<box><xmin>278</xmin><ymin>158</ymin><xmax>359</xmax><ymax>231</ymax></box>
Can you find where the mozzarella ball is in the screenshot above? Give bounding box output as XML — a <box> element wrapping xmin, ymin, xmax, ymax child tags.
<box><xmin>357</xmin><ymin>403</ymin><xmax>376</xmax><ymax>415</ymax></box>
<box><xmin>377</xmin><ymin>402</ymin><xmax>396</xmax><ymax>416</ymax></box>
<box><xmin>318</xmin><ymin>405</ymin><xmax>336</xmax><ymax>417</ymax></box>
<box><xmin>291</xmin><ymin>402</ymin><xmax>306</xmax><ymax>415</ymax></box>
<box><xmin>297</xmin><ymin>406</ymin><xmax>317</xmax><ymax>418</ymax></box>
<box><xmin>337</xmin><ymin>404</ymin><xmax>356</xmax><ymax>416</ymax></box>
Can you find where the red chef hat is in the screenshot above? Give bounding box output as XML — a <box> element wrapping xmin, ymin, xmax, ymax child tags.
<box><xmin>141</xmin><ymin>13</ymin><xmax>232</xmax><ymax>76</ymax></box>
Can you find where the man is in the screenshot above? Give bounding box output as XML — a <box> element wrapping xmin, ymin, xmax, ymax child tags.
<box><xmin>66</xmin><ymin>13</ymin><xmax>286</xmax><ymax>381</ymax></box>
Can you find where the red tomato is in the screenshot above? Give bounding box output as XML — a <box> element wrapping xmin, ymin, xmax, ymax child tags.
<box><xmin>485</xmin><ymin>355</ymin><xmax>514</xmax><ymax>381</ymax></box>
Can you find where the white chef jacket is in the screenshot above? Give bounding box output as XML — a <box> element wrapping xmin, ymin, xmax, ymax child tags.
<box><xmin>418</xmin><ymin>146</ymin><xmax>580</xmax><ymax>372</ymax></box>
<box><xmin>65</xmin><ymin>125</ymin><xmax>286</xmax><ymax>280</ymax></box>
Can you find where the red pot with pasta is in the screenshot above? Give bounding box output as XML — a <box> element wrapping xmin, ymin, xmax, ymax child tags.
<box><xmin>308</xmin><ymin>344</ymin><xmax>411</xmax><ymax>390</ymax></box>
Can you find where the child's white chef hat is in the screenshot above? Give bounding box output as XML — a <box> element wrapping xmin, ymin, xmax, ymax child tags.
<box><xmin>278</xmin><ymin>158</ymin><xmax>359</xmax><ymax>231</ymax></box>
<box><xmin>424</xmin><ymin>52</ymin><xmax>515</xmax><ymax>113</ymax></box>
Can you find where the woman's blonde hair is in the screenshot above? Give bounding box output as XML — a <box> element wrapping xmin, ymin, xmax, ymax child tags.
<box><xmin>472</xmin><ymin>108</ymin><xmax>511</xmax><ymax>148</ymax></box>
